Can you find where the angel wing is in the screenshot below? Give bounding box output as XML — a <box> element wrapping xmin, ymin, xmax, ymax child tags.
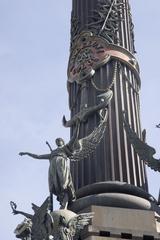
<box><xmin>67</xmin><ymin>212</ymin><xmax>94</xmax><ymax>237</ymax></box>
<box><xmin>123</xmin><ymin>115</ymin><xmax>160</xmax><ymax>172</ymax></box>
<box><xmin>32</xmin><ymin>197</ymin><xmax>53</xmax><ymax>239</ymax></box>
<box><xmin>71</xmin><ymin>109</ymin><xmax>108</xmax><ymax>162</ymax></box>
<box><xmin>32</xmin><ymin>197</ymin><xmax>50</xmax><ymax>222</ymax></box>
<box><xmin>32</xmin><ymin>203</ymin><xmax>40</xmax><ymax>213</ymax></box>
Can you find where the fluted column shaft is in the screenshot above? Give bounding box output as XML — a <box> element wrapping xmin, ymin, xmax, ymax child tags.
<box><xmin>68</xmin><ymin>0</ymin><xmax>148</xmax><ymax>191</ymax></box>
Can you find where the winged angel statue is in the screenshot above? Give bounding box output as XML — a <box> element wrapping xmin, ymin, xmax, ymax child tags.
<box><xmin>10</xmin><ymin>198</ymin><xmax>54</xmax><ymax>240</ymax></box>
<box><xmin>123</xmin><ymin>113</ymin><xmax>160</xmax><ymax>172</ymax></box>
<box><xmin>52</xmin><ymin>210</ymin><xmax>94</xmax><ymax>240</ymax></box>
<box><xmin>11</xmin><ymin>197</ymin><xmax>94</xmax><ymax>240</ymax></box>
<box><xmin>19</xmin><ymin>96</ymin><xmax>109</xmax><ymax>209</ymax></box>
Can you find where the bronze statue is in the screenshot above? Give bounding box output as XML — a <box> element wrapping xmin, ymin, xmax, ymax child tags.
<box><xmin>10</xmin><ymin>199</ymin><xmax>94</xmax><ymax>240</ymax></box>
<box><xmin>19</xmin><ymin>106</ymin><xmax>109</xmax><ymax>210</ymax></box>
<box><xmin>11</xmin><ymin>198</ymin><xmax>54</xmax><ymax>240</ymax></box>
<box><xmin>51</xmin><ymin>210</ymin><xmax>94</xmax><ymax>240</ymax></box>
<box><xmin>14</xmin><ymin>218</ymin><xmax>32</xmax><ymax>240</ymax></box>
<box><xmin>19</xmin><ymin>122</ymin><xmax>80</xmax><ymax>210</ymax></box>
<box><xmin>14</xmin><ymin>91</ymin><xmax>110</xmax><ymax>239</ymax></box>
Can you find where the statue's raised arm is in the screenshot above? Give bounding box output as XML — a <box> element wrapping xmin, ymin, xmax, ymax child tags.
<box><xmin>10</xmin><ymin>201</ymin><xmax>33</xmax><ymax>219</ymax></box>
<box><xmin>19</xmin><ymin>152</ymin><xmax>50</xmax><ymax>160</ymax></box>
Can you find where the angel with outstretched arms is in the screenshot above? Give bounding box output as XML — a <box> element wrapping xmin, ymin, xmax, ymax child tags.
<box><xmin>19</xmin><ymin>122</ymin><xmax>80</xmax><ymax>210</ymax></box>
<box><xmin>19</xmin><ymin>106</ymin><xmax>108</xmax><ymax>209</ymax></box>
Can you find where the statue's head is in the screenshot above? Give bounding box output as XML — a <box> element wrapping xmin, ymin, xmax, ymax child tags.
<box><xmin>55</xmin><ymin>138</ymin><xmax>65</xmax><ymax>147</ymax></box>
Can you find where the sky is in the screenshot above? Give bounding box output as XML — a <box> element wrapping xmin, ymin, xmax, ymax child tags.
<box><xmin>0</xmin><ymin>0</ymin><xmax>160</xmax><ymax>239</ymax></box>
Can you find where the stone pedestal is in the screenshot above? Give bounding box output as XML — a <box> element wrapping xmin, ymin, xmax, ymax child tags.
<box><xmin>80</xmin><ymin>206</ymin><xmax>160</xmax><ymax>240</ymax></box>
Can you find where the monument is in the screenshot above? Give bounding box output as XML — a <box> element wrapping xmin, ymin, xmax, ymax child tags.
<box><xmin>11</xmin><ymin>0</ymin><xmax>160</xmax><ymax>240</ymax></box>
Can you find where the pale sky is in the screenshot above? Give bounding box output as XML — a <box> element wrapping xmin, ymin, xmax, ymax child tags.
<box><xmin>0</xmin><ymin>1</ymin><xmax>160</xmax><ymax>239</ymax></box>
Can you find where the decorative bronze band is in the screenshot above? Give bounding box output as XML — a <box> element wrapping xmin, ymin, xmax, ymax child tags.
<box><xmin>67</xmin><ymin>32</ymin><xmax>141</xmax><ymax>87</ymax></box>
<box><xmin>105</xmin><ymin>45</ymin><xmax>141</xmax><ymax>87</ymax></box>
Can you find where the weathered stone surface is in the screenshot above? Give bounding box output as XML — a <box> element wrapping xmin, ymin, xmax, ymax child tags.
<box><xmin>79</xmin><ymin>205</ymin><xmax>160</xmax><ymax>240</ymax></box>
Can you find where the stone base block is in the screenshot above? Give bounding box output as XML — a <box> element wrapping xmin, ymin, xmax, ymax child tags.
<box><xmin>80</xmin><ymin>205</ymin><xmax>160</xmax><ymax>240</ymax></box>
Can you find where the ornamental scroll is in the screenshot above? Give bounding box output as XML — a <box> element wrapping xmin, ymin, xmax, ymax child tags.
<box><xmin>68</xmin><ymin>31</ymin><xmax>140</xmax><ymax>86</ymax></box>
